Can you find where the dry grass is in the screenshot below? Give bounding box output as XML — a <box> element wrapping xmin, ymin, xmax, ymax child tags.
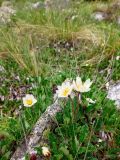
<box><xmin>0</xmin><ymin>0</ymin><xmax>119</xmax><ymax>75</ymax></box>
<box><xmin>0</xmin><ymin>20</ymin><xmax>106</xmax><ymax>75</ymax></box>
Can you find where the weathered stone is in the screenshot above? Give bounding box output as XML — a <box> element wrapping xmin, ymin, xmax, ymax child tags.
<box><xmin>11</xmin><ymin>103</ymin><xmax>62</xmax><ymax>160</ymax></box>
<box><xmin>107</xmin><ymin>82</ymin><xmax>120</xmax><ymax>109</ymax></box>
<box><xmin>0</xmin><ymin>1</ymin><xmax>16</xmax><ymax>25</ymax></box>
<box><xmin>26</xmin><ymin>1</ymin><xmax>45</xmax><ymax>10</ymax></box>
<box><xmin>92</xmin><ymin>11</ymin><xmax>107</xmax><ymax>21</ymax></box>
<box><xmin>92</xmin><ymin>0</ymin><xmax>120</xmax><ymax>23</ymax></box>
<box><xmin>45</xmin><ymin>0</ymin><xmax>71</xmax><ymax>10</ymax></box>
<box><xmin>117</xmin><ymin>16</ymin><xmax>120</xmax><ymax>25</ymax></box>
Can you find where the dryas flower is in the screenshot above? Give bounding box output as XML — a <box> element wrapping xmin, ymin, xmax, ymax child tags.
<box><xmin>73</xmin><ymin>77</ymin><xmax>92</xmax><ymax>92</ymax></box>
<box><xmin>105</xmin><ymin>82</ymin><xmax>109</xmax><ymax>90</ymax></box>
<box><xmin>98</xmin><ymin>139</ymin><xmax>103</xmax><ymax>143</ymax></box>
<box><xmin>116</xmin><ymin>56</ymin><xmax>120</xmax><ymax>60</ymax></box>
<box><xmin>86</xmin><ymin>98</ymin><xmax>96</xmax><ymax>104</ymax></box>
<box><xmin>56</xmin><ymin>81</ymin><xmax>73</xmax><ymax>98</ymax></box>
<box><xmin>42</xmin><ymin>147</ymin><xmax>51</xmax><ymax>157</ymax></box>
<box><xmin>23</xmin><ymin>94</ymin><xmax>37</xmax><ymax>107</ymax></box>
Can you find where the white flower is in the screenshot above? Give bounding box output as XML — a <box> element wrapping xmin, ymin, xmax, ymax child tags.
<box><xmin>42</xmin><ymin>147</ymin><xmax>51</xmax><ymax>157</ymax></box>
<box><xmin>116</xmin><ymin>56</ymin><xmax>120</xmax><ymax>60</ymax></box>
<box><xmin>86</xmin><ymin>98</ymin><xmax>96</xmax><ymax>104</ymax></box>
<box><xmin>71</xmin><ymin>15</ymin><xmax>78</xmax><ymax>20</ymax></box>
<box><xmin>56</xmin><ymin>81</ymin><xmax>73</xmax><ymax>98</ymax></box>
<box><xmin>85</xmin><ymin>64</ymin><xmax>89</xmax><ymax>66</ymax></box>
<box><xmin>105</xmin><ymin>82</ymin><xmax>109</xmax><ymax>90</ymax></box>
<box><xmin>98</xmin><ymin>139</ymin><xmax>103</xmax><ymax>143</ymax></box>
<box><xmin>23</xmin><ymin>94</ymin><xmax>37</xmax><ymax>107</ymax></box>
<box><xmin>73</xmin><ymin>77</ymin><xmax>92</xmax><ymax>92</ymax></box>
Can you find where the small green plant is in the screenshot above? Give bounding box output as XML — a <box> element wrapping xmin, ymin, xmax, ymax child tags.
<box><xmin>48</xmin><ymin>76</ymin><xmax>120</xmax><ymax>159</ymax></box>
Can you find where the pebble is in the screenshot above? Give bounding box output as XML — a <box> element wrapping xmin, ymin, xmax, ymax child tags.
<box><xmin>93</xmin><ymin>12</ymin><xmax>105</xmax><ymax>21</ymax></box>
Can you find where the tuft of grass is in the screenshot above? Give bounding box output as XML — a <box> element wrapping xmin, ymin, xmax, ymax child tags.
<box><xmin>0</xmin><ymin>0</ymin><xmax>119</xmax><ymax>76</ymax></box>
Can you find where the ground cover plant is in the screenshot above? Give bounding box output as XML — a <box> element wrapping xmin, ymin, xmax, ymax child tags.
<box><xmin>49</xmin><ymin>76</ymin><xmax>120</xmax><ymax>160</ymax></box>
<box><xmin>0</xmin><ymin>0</ymin><xmax>120</xmax><ymax>159</ymax></box>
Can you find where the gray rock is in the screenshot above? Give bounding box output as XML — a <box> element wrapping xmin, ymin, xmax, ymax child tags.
<box><xmin>92</xmin><ymin>12</ymin><xmax>106</xmax><ymax>21</ymax></box>
<box><xmin>27</xmin><ymin>1</ymin><xmax>45</xmax><ymax>10</ymax></box>
<box><xmin>107</xmin><ymin>82</ymin><xmax>120</xmax><ymax>109</ymax></box>
<box><xmin>92</xmin><ymin>0</ymin><xmax>120</xmax><ymax>23</ymax></box>
<box><xmin>11</xmin><ymin>103</ymin><xmax>62</xmax><ymax>160</ymax></box>
<box><xmin>117</xmin><ymin>16</ymin><xmax>120</xmax><ymax>25</ymax></box>
<box><xmin>0</xmin><ymin>1</ymin><xmax>16</xmax><ymax>25</ymax></box>
<box><xmin>45</xmin><ymin>0</ymin><xmax>71</xmax><ymax>10</ymax></box>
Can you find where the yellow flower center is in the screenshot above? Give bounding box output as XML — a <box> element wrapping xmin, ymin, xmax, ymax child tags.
<box><xmin>76</xmin><ymin>83</ymin><xmax>81</xmax><ymax>90</ymax></box>
<box><xmin>62</xmin><ymin>88</ymin><xmax>70</xmax><ymax>97</ymax></box>
<box><xmin>26</xmin><ymin>99</ymin><xmax>33</xmax><ymax>105</ymax></box>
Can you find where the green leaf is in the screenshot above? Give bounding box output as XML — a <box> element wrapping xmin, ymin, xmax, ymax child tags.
<box><xmin>79</xmin><ymin>125</ymin><xmax>89</xmax><ymax>142</ymax></box>
<box><xmin>54</xmin><ymin>154</ymin><xmax>63</xmax><ymax>160</ymax></box>
<box><xmin>63</xmin><ymin>117</ymin><xmax>70</xmax><ymax>125</ymax></box>
<box><xmin>59</xmin><ymin>146</ymin><xmax>73</xmax><ymax>160</ymax></box>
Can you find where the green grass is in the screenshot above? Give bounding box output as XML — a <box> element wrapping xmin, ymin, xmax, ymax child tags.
<box><xmin>0</xmin><ymin>0</ymin><xmax>120</xmax><ymax>159</ymax></box>
<box><xmin>48</xmin><ymin>77</ymin><xmax>120</xmax><ymax>160</ymax></box>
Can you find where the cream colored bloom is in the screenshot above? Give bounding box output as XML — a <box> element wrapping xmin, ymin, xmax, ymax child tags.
<box><xmin>86</xmin><ymin>98</ymin><xmax>96</xmax><ymax>104</ymax></box>
<box><xmin>116</xmin><ymin>56</ymin><xmax>120</xmax><ymax>60</ymax></box>
<box><xmin>56</xmin><ymin>81</ymin><xmax>73</xmax><ymax>98</ymax></box>
<box><xmin>105</xmin><ymin>82</ymin><xmax>109</xmax><ymax>90</ymax></box>
<box><xmin>42</xmin><ymin>147</ymin><xmax>51</xmax><ymax>157</ymax></box>
<box><xmin>73</xmin><ymin>77</ymin><xmax>92</xmax><ymax>92</ymax></box>
<box><xmin>23</xmin><ymin>94</ymin><xmax>37</xmax><ymax>107</ymax></box>
<box><xmin>98</xmin><ymin>139</ymin><xmax>103</xmax><ymax>143</ymax></box>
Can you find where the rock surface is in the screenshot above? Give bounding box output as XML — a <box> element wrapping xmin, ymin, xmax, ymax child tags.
<box><xmin>26</xmin><ymin>0</ymin><xmax>71</xmax><ymax>11</ymax></box>
<box><xmin>92</xmin><ymin>11</ymin><xmax>107</xmax><ymax>21</ymax></box>
<box><xmin>45</xmin><ymin>0</ymin><xmax>71</xmax><ymax>10</ymax></box>
<box><xmin>117</xmin><ymin>16</ymin><xmax>120</xmax><ymax>24</ymax></box>
<box><xmin>26</xmin><ymin>1</ymin><xmax>45</xmax><ymax>10</ymax></box>
<box><xmin>0</xmin><ymin>1</ymin><xmax>16</xmax><ymax>25</ymax></box>
<box><xmin>11</xmin><ymin>103</ymin><xmax>62</xmax><ymax>160</ymax></box>
<box><xmin>92</xmin><ymin>0</ymin><xmax>120</xmax><ymax>25</ymax></box>
<box><xmin>107</xmin><ymin>82</ymin><xmax>120</xmax><ymax>109</ymax></box>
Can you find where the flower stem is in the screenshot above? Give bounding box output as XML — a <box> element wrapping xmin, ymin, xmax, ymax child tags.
<box><xmin>75</xmin><ymin>92</ymin><xmax>81</xmax><ymax>121</ymax></box>
<box><xmin>69</xmin><ymin>96</ymin><xmax>75</xmax><ymax>121</ymax></box>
